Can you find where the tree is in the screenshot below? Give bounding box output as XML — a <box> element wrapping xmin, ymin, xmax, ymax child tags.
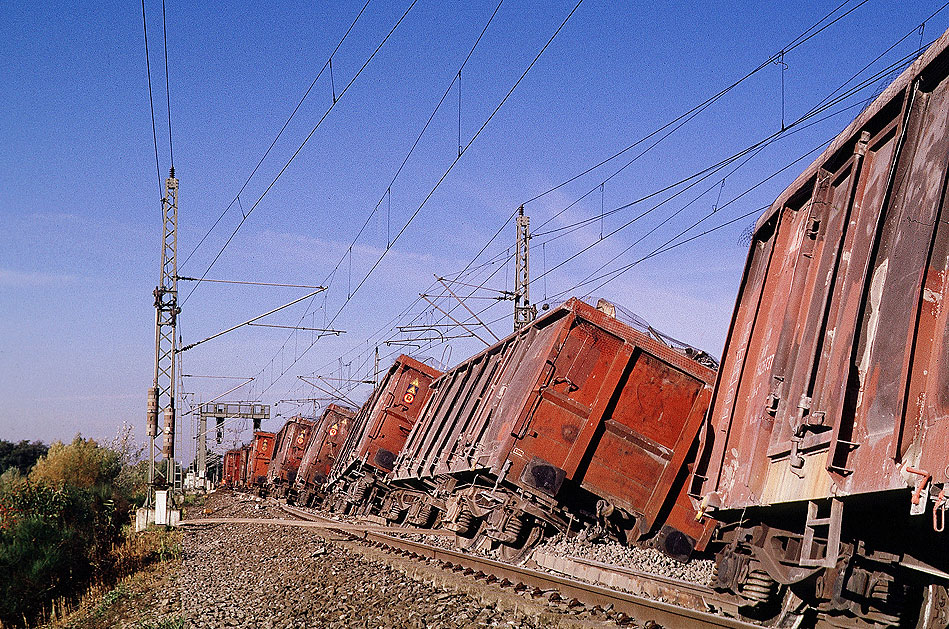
<box><xmin>0</xmin><ymin>440</ymin><xmax>48</xmax><ymax>476</ymax></box>
<box><xmin>30</xmin><ymin>436</ymin><xmax>121</xmax><ymax>491</ymax></box>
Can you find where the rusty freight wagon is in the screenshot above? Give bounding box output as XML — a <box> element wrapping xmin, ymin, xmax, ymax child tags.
<box><xmin>245</xmin><ymin>430</ymin><xmax>276</xmax><ymax>490</ymax></box>
<box><xmin>265</xmin><ymin>416</ymin><xmax>315</xmax><ymax>499</ymax></box>
<box><xmin>291</xmin><ymin>403</ymin><xmax>356</xmax><ymax>507</ymax></box>
<box><xmin>222</xmin><ymin>449</ymin><xmax>242</xmax><ymax>487</ymax></box>
<box><xmin>387</xmin><ymin>297</ymin><xmax>717</xmax><ymax>561</ymax></box>
<box><xmin>324</xmin><ymin>355</ymin><xmax>441</xmax><ymax>514</ymax></box>
<box><xmin>237</xmin><ymin>444</ymin><xmax>250</xmax><ymax>488</ymax></box>
<box><xmin>693</xmin><ymin>29</ymin><xmax>949</xmax><ymax>629</ymax></box>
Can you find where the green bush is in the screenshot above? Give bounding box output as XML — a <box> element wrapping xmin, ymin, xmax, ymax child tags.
<box><xmin>0</xmin><ymin>436</ymin><xmax>135</xmax><ymax>627</ymax></box>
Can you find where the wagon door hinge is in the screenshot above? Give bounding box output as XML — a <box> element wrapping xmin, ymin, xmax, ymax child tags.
<box><xmin>788</xmin><ymin>395</ymin><xmax>813</xmax><ymax>473</ymax></box>
<box><xmin>765</xmin><ymin>393</ymin><xmax>781</xmax><ymax>417</ymax></box>
<box><xmin>806</xmin><ymin>217</ymin><xmax>822</xmax><ymax>240</ymax></box>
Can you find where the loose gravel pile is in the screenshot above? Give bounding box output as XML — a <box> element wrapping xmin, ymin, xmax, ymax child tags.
<box><xmin>535</xmin><ymin>536</ymin><xmax>715</xmax><ymax>585</ymax></box>
<box><xmin>159</xmin><ymin>492</ymin><xmax>591</xmax><ymax>628</ymax></box>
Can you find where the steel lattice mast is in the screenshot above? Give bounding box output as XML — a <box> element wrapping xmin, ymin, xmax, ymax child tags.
<box><xmin>147</xmin><ymin>167</ymin><xmax>179</xmax><ymax>504</ymax></box>
<box><xmin>514</xmin><ymin>205</ymin><xmax>535</xmax><ymax>331</ymax></box>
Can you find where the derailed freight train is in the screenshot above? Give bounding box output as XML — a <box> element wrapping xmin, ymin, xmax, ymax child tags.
<box><xmin>323</xmin><ymin>355</ymin><xmax>442</xmax><ymax>514</ymax></box>
<box><xmin>692</xmin><ymin>28</ymin><xmax>949</xmax><ymax>629</ymax></box>
<box><xmin>291</xmin><ymin>403</ymin><xmax>356</xmax><ymax>506</ymax></box>
<box><xmin>244</xmin><ymin>430</ymin><xmax>276</xmax><ymax>492</ymax></box>
<box><xmin>222</xmin><ymin>449</ymin><xmax>242</xmax><ymax>488</ymax></box>
<box><xmin>265</xmin><ymin>416</ymin><xmax>314</xmax><ymax>499</ymax></box>
<box><xmin>382</xmin><ymin>297</ymin><xmax>718</xmax><ymax>561</ymax></box>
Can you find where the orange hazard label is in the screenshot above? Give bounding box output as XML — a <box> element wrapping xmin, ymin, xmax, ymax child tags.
<box><xmin>403</xmin><ymin>378</ymin><xmax>420</xmax><ymax>405</ymax></box>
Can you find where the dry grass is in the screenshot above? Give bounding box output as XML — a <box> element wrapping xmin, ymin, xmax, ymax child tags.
<box><xmin>8</xmin><ymin>526</ymin><xmax>182</xmax><ymax>629</ymax></box>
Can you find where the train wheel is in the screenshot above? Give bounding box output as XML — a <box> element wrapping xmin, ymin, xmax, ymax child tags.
<box><xmin>498</xmin><ymin>519</ymin><xmax>545</xmax><ymax>564</ymax></box>
<box><xmin>915</xmin><ymin>583</ymin><xmax>949</xmax><ymax>629</ymax></box>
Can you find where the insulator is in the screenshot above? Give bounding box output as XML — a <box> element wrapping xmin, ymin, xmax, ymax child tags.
<box><xmin>146</xmin><ymin>387</ymin><xmax>159</xmax><ymax>437</ymax></box>
<box><xmin>162</xmin><ymin>407</ymin><xmax>175</xmax><ymax>459</ymax></box>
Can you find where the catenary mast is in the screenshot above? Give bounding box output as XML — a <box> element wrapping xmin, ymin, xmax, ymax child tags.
<box><xmin>146</xmin><ymin>168</ymin><xmax>179</xmax><ymax>505</ymax></box>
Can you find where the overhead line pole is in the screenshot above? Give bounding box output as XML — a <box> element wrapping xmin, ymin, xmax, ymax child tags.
<box><xmin>146</xmin><ymin>167</ymin><xmax>179</xmax><ymax>508</ymax></box>
<box><xmin>514</xmin><ymin>206</ymin><xmax>535</xmax><ymax>331</ymax></box>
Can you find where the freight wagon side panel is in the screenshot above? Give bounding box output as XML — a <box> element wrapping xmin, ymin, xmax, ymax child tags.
<box><xmin>426</xmin><ymin>340</ymin><xmax>514</xmax><ymax>477</ymax></box>
<box><xmin>361</xmin><ymin>360</ymin><xmax>439</xmax><ymax>472</ymax></box>
<box><xmin>330</xmin><ymin>394</ymin><xmax>379</xmax><ymax>482</ymax></box>
<box><xmin>391</xmin><ymin>320</ymin><xmax>552</xmax><ymax>482</ymax></box>
<box><xmin>249</xmin><ymin>431</ymin><xmax>276</xmax><ymax>485</ymax></box>
<box><xmin>507</xmin><ymin>305</ymin><xmax>714</xmax><ymax>542</ymax></box>
<box><xmin>297</xmin><ymin>413</ymin><xmax>333</xmax><ymax>485</ymax></box>
<box><xmin>239</xmin><ymin>446</ymin><xmax>249</xmax><ymax>486</ymax></box>
<box><xmin>311</xmin><ymin>407</ymin><xmax>355</xmax><ymax>481</ymax></box>
<box><xmin>699</xmin><ymin>39</ymin><xmax>949</xmax><ymax>509</ymax></box>
<box><xmin>447</xmin><ymin>319</ymin><xmax>564</xmax><ymax>477</ymax></box>
<box><xmin>269</xmin><ymin>420</ymin><xmax>313</xmax><ymax>484</ymax></box>
<box><xmin>580</xmin><ymin>351</ymin><xmax>709</xmax><ymax>536</ymax></box>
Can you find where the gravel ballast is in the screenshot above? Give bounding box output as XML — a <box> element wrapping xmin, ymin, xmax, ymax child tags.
<box><xmin>155</xmin><ymin>491</ymin><xmax>603</xmax><ymax>628</ymax></box>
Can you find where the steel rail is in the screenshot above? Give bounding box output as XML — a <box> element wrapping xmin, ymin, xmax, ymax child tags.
<box><xmin>278</xmin><ymin>504</ymin><xmax>753</xmax><ymax>629</ymax></box>
<box><xmin>177</xmin><ymin>515</ymin><xmax>453</xmax><ymax>538</ymax></box>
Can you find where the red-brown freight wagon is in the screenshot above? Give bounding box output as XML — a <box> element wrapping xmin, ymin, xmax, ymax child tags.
<box><xmin>692</xmin><ymin>28</ymin><xmax>949</xmax><ymax>628</ymax></box>
<box><xmin>237</xmin><ymin>444</ymin><xmax>250</xmax><ymax>488</ymax></box>
<box><xmin>245</xmin><ymin>430</ymin><xmax>276</xmax><ymax>491</ymax></box>
<box><xmin>291</xmin><ymin>403</ymin><xmax>356</xmax><ymax>507</ymax></box>
<box><xmin>324</xmin><ymin>355</ymin><xmax>441</xmax><ymax>514</ymax></box>
<box><xmin>387</xmin><ymin>297</ymin><xmax>717</xmax><ymax>561</ymax></box>
<box><xmin>222</xmin><ymin>449</ymin><xmax>242</xmax><ymax>487</ymax></box>
<box><xmin>265</xmin><ymin>416</ymin><xmax>314</xmax><ymax>498</ymax></box>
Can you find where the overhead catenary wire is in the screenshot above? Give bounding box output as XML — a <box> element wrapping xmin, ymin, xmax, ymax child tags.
<box><xmin>161</xmin><ymin>0</ymin><xmax>174</xmax><ymax>168</ymax></box>
<box><xmin>523</xmin><ymin>41</ymin><xmax>931</xmax><ymax>292</ymax></box>
<box><xmin>252</xmin><ymin>0</ymin><xmax>586</xmax><ymax>397</ymax></box>
<box><xmin>519</xmin><ymin>0</ymin><xmax>873</xmax><ymax>213</ymax></box>
<box><xmin>180</xmin><ymin>0</ymin><xmax>373</xmax><ymax>270</ymax></box>
<box><xmin>282</xmin><ymin>38</ymin><xmax>917</xmax><ymax>396</ymax></box>
<box><xmin>256</xmin><ymin>4</ymin><xmax>944</xmax><ymax>408</ymax></box>
<box><xmin>549</xmin><ymin>138</ymin><xmax>835</xmax><ymax>303</ymax></box>
<box><xmin>377</xmin><ymin>0</ymin><xmax>887</xmax><ymax>351</ymax></box>
<box><xmin>181</xmin><ymin>0</ymin><xmax>418</xmax><ymax>306</ymax></box>
<box><xmin>369</xmin><ymin>66</ymin><xmax>911</xmax><ymax>370</ymax></box>
<box><xmin>328</xmin><ymin>0</ymin><xmax>505</xmax><ymax>278</ymax></box>
<box><xmin>140</xmin><ymin>0</ymin><xmax>162</xmax><ymax>198</ymax></box>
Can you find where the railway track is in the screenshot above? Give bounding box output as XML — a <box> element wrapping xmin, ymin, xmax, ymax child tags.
<box><xmin>274</xmin><ymin>503</ymin><xmax>756</xmax><ymax>629</ymax></box>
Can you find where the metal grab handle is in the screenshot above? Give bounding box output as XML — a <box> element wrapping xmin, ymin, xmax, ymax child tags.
<box><xmin>906</xmin><ymin>467</ymin><xmax>932</xmax><ymax>505</ymax></box>
<box><xmin>934</xmin><ymin>489</ymin><xmax>946</xmax><ymax>533</ymax></box>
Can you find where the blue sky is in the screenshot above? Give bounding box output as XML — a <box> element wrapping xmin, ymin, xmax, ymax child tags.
<box><xmin>3</xmin><ymin>1</ymin><xmax>947</xmax><ymax>461</ymax></box>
